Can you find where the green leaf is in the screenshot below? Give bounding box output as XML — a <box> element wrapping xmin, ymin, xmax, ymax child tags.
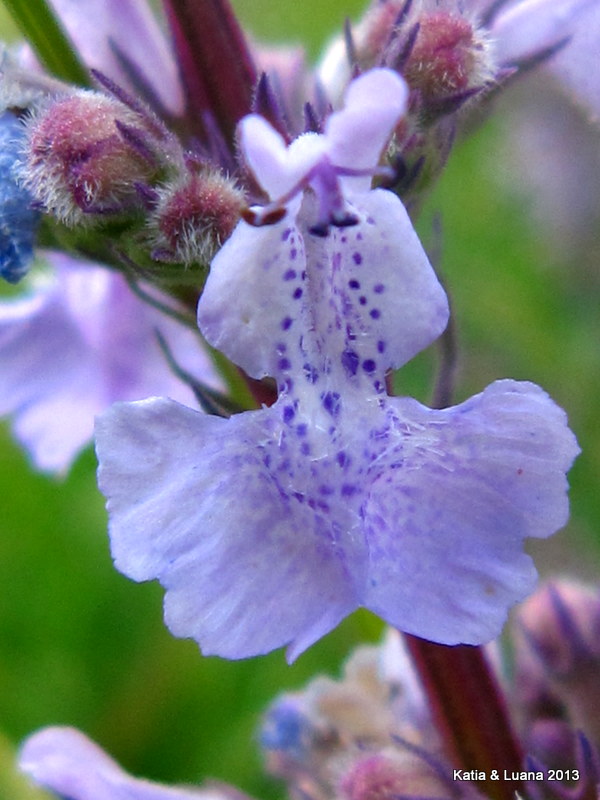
<box><xmin>1</xmin><ymin>0</ymin><xmax>90</xmax><ymax>86</ymax></box>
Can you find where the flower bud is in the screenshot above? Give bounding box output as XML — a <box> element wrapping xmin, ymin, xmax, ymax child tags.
<box><xmin>513</xmin><ymin>580</ymin><xmax>600</xmax><ymax>746</ymax></box>
<box><xmin>22</xmin><ymin>90</ymin><xmax>160</xmax><ymax>225</ymax></box>
<box><xmin>401</xmin><ymin>11</ymin><xmax>489</xmax><ymax>105</ymax></box>
<box><xmin>149</xmin><ymin>170</ymin><xmax>244</xmax><ymax>266</ymax></box>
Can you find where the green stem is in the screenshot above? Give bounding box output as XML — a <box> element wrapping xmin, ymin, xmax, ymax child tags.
<box><xmin>2</xmin><ymin>0</ymin><xmax>90</xmax><ymax>86</ymax></box>
<box><xmin>404</xmin><ymin>636</ymin><xmax>524</xmax><ymax>800</ymax></box>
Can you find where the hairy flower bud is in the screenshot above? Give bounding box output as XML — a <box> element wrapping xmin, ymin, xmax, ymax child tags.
<box><xmin>149</xmin><ymin>170</ymin><xmax>244</xmax><ymax>266</ymax></box>
<box><xmin>22</xmin><ymin>90</ymin><xmax>161</xmax><ymax>225</ymax></box>
<box><xmin>401</xmin><ymin>11</ymin><xmax>489</xmax><ymax>105</ymax></box>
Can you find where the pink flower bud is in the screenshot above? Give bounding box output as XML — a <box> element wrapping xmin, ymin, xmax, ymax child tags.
<box><xmin>402</xmin><ymin>12</ymin><xmax>485</xmax><ymax>102</ymax></box>
<box><xmin>149</xmin><ymin>170</ymin><xmax>244</xmax><ymax>265</ymax></box>
<box><xmin>22</xmin><ymin>90</ymin><xmax>159</xmax><ymax>225</ymax></box>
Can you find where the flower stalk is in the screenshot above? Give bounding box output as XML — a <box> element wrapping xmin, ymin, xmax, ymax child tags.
<box><xmin>161</xmin><ymin>0</ymin><xmax>257</xmax><ymax>143</ymax></box>
<box><xmin>404</xmin><ymin>635</ymin><xmax>524</xmax><ymax>800</ymax></box>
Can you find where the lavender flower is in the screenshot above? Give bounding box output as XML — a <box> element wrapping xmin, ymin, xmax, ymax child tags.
<box><xmin>0</xmin><ymin>252</ymin><xmax>220</xmax><ymax>473</ymax></box>
<box><xmin>95</xmin><ymin>69</ymin><xmax>579</xmax><ymax>661</ymax></box>
<box><xmin>19</xmin><ymin>726</ymin><xmax>238</xmax><ymax>800</ymax></box>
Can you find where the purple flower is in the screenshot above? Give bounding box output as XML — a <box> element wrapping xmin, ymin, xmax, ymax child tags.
<box><xmin>0</xmin><ymin>251</ymin><xmax>220</xmax><ymax>473</ymax></box>
<box><xmin>19</xmin><ymin>726</ymin><xmax>235</xmax><ymax>800</ymax></box>
<box><xmin>96</xmin><ymin>70</ymin><xmax>579</xmax><ymax>661</ymax></box>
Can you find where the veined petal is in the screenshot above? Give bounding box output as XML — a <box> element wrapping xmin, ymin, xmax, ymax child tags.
<box><xmin>363</xmin><ymin>380</ymin><xmax>580</xmax><ymax>645</ymax></box>
<box><xmin>96</xmin><ymin>397</ymin><xmax>361</xmax><ymax>660</ymax></box>
<box><xmin>19</xmin><ymin>726</ymin><xmax>228</xmax><ymax>800</ymax></box>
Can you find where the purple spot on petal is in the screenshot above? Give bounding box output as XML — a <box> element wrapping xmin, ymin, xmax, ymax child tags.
<box><xmin>341</xmin><ymin>349</ymin><xmax>359</xmax><ymax>376</ymax></box>
<box><xmin>290</xmin><ymin>248</ymin><xmax>297</xmax><ymax>260</ymax></box>
<box><xmin>362</xmin><ymin>359</ymin><xmax>376</xmax><ymax>373</ymax></box>
<box><xmin>321</xmin><ymin>391</ymin><xmax>341</xmax><ymax>417</ymax></box>
<box><xmin>281</xmin><ymin>228</ymin><xmax>292</xmax><ymax>241</ymax></box>
<box><xmin>337</xmin><ymin>451</ymin><xmax>350</xmax><ymax>468</ymax></box>
<box><xmin>374</xmin><ymin>283</ymin><xmax>385</xmax><ymax>293</ymax></box>
<box><xmin>348</xmin><ymin>279</ymin><xmax>360</xmax><ymax>290</ymax></box>
<box><xmin>281</xmin><ymin>317</ymin><xmax>293</xmax><ymax>331</ymax></box>
<box><xmin>303</xmin><ymin>363</ymin><xmax>319</xmax><ymax>383</ymax></box>
<box><xmin>301</xmin><ymin>442</ymin><xmax>311</xmax><ymax>455</ymax></box>
<box><xmin>341</xmin><ymin>484</ymin><xmax>358</xmax><ymax>497</ymax></box>
<box><xmin>359</xmin><ymin>296</ymin><xmax>367</xmax><ymax>305</ymax></box>
<box><xmin>283</xmin><ymin>405</ymin><xmax>295</xmax><ymax>423</ymax></box>
<box><xmin>283</xmin><ymin>268</ymin><xmax>297</xmax><ymax>281</ymax></box>
<box><xmin>352</xmin><ymin>252</ymin><xmax>362</xmax><ymax>265</ymax></box>
<box><xmin>278</xmin><ymin>357</ymin><xmax>291</xmax><ymax>371</ymax></box>
<box><xmin>296</xmin><ymin>423</ymin><xmax>308</xmax><ymax>437</ymax></box>
<box><xmin>370</xmin><ymin>308</ymin><xmax>381</xmax><ymax>319</ymax></box>
<box><xmin>377</xmin><ymin>340</ymin><xmax>386</xmax><ymax>353</ymax></box>
<box><xmin>293</xmin><ymin>287</ymin><xmax>303</xmax><ymax>299</ymax></box>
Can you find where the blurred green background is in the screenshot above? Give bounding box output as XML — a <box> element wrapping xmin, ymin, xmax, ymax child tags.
<box><xmin>0</xmin><ymin>1</ymin><xmax>599</xmax><ymax>798</ymax></box>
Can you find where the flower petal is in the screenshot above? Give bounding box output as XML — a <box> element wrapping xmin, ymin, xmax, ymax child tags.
<box><xmin>240</xmin><ymin>115</ymin><xmax>327</xmax><ymax>199</ymax></box>
<box><xmin>0</xmin><ymin>252</ymin><xmax>220</xmax><ymax>472</ymax></box>
<box><xmin>363</xmin><ymin>380</ymin><xmax>580</xmax><ymax>645</ymax></box>
<box><xmin>46</xmin><ymin>0</ymin><xmax>185</xmax><ymax>115</ymax></box>
<box><xmin>19</xmin><ymin>726</ymin><xmax>227</xmax><ymax>799</ymax></box>
<box><xmin>491</xmin><ymin>0</ymin><xmax>597</xmax><ymax>66</ymax></box>
<box><xmin>325</xmin><ymin>69</ymin><xmax>407</xmax><ymax>192</ymax></box>
<box><xmin>198</xmin><ymin>190</ymin><xmax>448</xmax><ymax>381</ymax></box>
<box><xmin>96</xmin><ymin>397</ymin><xmax>361</xmax><ymax>660</ymax></box>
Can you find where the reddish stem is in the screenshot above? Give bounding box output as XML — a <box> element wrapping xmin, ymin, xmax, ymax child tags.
<box><xmin>404</xmin><ymin>636</ymin><xmax>524</xmax><ymax>800</ymax></box>
<box><xmin>162</xmin><ymin>0</ymin><xmax>257</xmax><ymax>143</ymax></box>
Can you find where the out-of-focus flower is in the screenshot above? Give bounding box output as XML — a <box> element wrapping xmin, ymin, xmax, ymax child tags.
<box><xmin>261</xmin><ymin>632</ymin><xmax>454</xmax><ymax>800</ymax></box>
<box><xmin>19</xmin><ymin>726</ymin><xmax>246</xmax><ymax>800</ymax></box>
<box><xmin>95</xmin><ymin>69</ymin><xmax>578</xmax><ymax>662</ymax></box>
<box><xmin>0</xmin><ymin>251</ymin><xmax>220</xmax><ymax>473</ymax></box>
<box><xmin>0</xmin><ymin>112</ymin><xmax>39</xmax><ymax>283</ymax></box>
<box><xmin>512</xmin><ymin>580</ymin><xmax>600</xmax><ymax>750</ymax></box>
<box><xmin>19</xmin><ymin>0</ymin><xmax>185</xmax><ymax>118</ymax></box>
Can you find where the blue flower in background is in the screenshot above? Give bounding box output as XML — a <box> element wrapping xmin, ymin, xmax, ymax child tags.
<box><xmin>0</xmin><ymin>112</ymin><xmax>39</xmax><ymax>284</ymax></box>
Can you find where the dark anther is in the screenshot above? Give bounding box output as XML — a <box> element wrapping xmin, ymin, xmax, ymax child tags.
<box><xmin>241</xmin><ymin>205</ymin><xmax>287</xmax><ymax>226</ymax></box>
